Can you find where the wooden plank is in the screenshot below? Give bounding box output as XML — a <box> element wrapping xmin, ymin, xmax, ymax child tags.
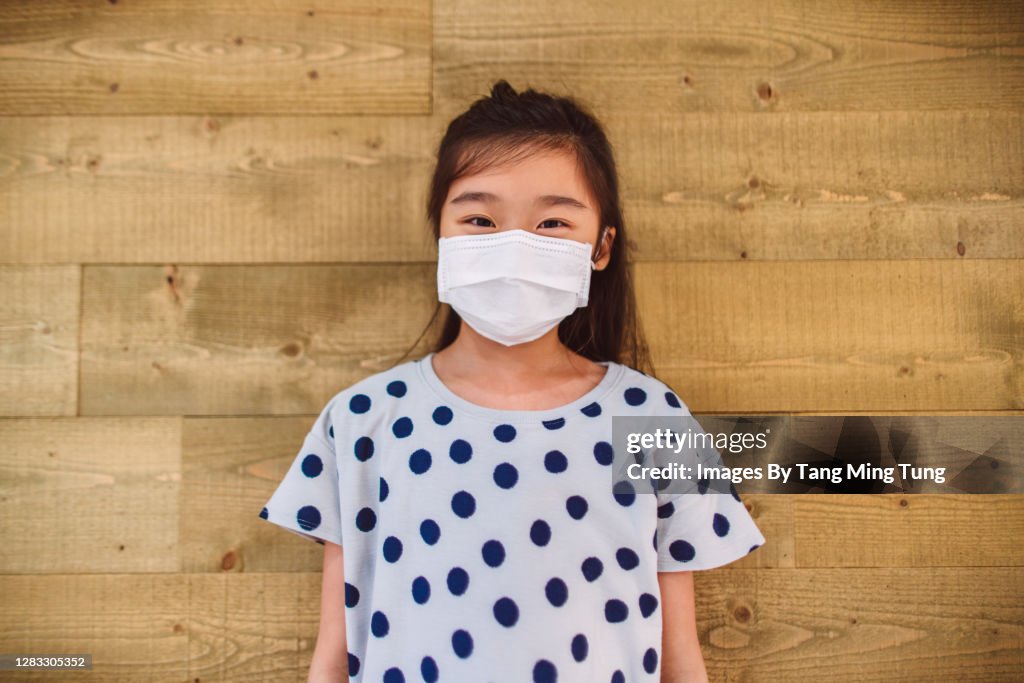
<box><xmin>73</xmin><ymin>260</ymin><xmax>1023</xmax><ymax>416</ymax></box>
<box><xmin>795</xmin><ymin>495</ymin><xmax>1024</xmax><ymax>568</ymax></box>
<box><xmin>697</xmin><ymin>567</ymin><xmax>1024</xmax><ymax>682</ymax></box>
<box><xmin>1</xmin><ymin>569</ymin><xmax>1019</xmax><ymax>681</ymax></box>
<box><xmin>1</xmin><ymin>111</ymin><xmax>1019</xmax><ymax>264</ymax></box>
<box><xmin>79</xmin><ymin>264</ymin><xmax>439</xmax><ymax>416</ymax></box>
<box><xmin>182</xmin><ymin>415</ymin><xmax>331</xmax><ymax>573</ymax></box>
<box><xmin>639</xmin><ymin>259</ymin><xmax>1024</xmax><ymax>412</ymax></box>
<box><xmin>433</xmin><ymin>0</ymin><xmax>1024</xmax><ymax>114</ymax></box>
<box><xmin>0</xmin><ymin>266</ymin><xmax>79</xmax><ymax>416</ymax></box>
<box><xmin>0</xmin><ymin>417</ymin><xmax>181</xmax><ymax>574</ymax></box>
<box><xmin>0</xmin><ymin>0</ymin><xmax>430</xmax><ymax>115</ymax></box>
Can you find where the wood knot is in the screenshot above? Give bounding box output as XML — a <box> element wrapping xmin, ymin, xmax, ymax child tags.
<box><xmin>756</xmin><ymin>82</ymin><xmax>773</xmax><ymax>101</ymax></box>
<box><xmin>308</xmin><ymin>69</ymin><xmax>319</xmax><ymax>80</ymax></box>
<box><xmin>899</xmin><ymin>498</ymin><xmax>908</xmax><ymax>507</ymax></box>
<box><xmin>733</xmin><ymin>605</ymin><xmax>752</xmax><ymax>623</ymax></box>
<box><xmin>281</xmin><ymin>342</ymin><xmax>302</xmax><ymax>358</ymax></box>
<box><xmin>173</xmin><ymin>623</ymin><xmax>185</xmax><ymax>634</ymax></box>
<box><xmin>221</xmin><ymin>550</ymin><xmax>237</xmax><ymax>571</ymax></box>
<box><xmin>109</xmin><ymin>82</ymin><xmax>119</xmax><ymax>93</ymax></box>
<box><xmin>956</xmin><ymin>241</ymin><xmax>965</xmax><ymax>256</ymax></box>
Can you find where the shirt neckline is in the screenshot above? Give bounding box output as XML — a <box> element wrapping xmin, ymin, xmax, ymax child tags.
<box><xmin>416</xmin><ymin>351</ymin><xmax>625</xmax><ymax>424</ymax></box>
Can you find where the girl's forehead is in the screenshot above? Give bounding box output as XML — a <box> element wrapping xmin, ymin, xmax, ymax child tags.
<box><xmin>448</xmin><ymin>149</ymin><xmax>594</xmax><ymax>206</ymax></box>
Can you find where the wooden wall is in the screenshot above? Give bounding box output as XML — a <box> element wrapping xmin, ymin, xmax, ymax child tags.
<box><xmin>1</xmin><ymin>0</ymin><xmax>1022</xmax><ymax>680</ymax></box>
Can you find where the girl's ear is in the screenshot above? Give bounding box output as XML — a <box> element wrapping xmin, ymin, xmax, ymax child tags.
<box><xmin>594</xmin><ymin>225</ymin><xmax>617</xmax><ymax>271</ymax></box>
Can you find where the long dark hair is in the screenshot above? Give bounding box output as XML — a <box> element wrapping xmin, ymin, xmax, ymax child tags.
<box><xmin>400</xmin><ymin>79</ymin><xmax>653</xmax><ymax>376</ymax></box>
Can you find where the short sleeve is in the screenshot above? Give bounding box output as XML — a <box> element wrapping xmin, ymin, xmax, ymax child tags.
<box><xmin>258</xmin><ymin>397</ymin><xmax>343</xmax><ymax>547</ymax></box>
<box><xmin>655</xmin><ymin>482</ymin><xmax>765</xmax><ymax>571</ymax></box>
<box><xmin>653</xmin><ymin>388</ymin><xmax>766</xmax><ymax>571</ymax></box>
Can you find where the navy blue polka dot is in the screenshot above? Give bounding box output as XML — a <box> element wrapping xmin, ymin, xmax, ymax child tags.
<box><xmin>355</xmin><ymin>506</ymin><xmax>376</xmax><ymax>532</ymax></box>
<box><xmin>544</xmin><ymin>450</ymin><xmax>568</xmax><ymax>473</ymax></box>
<box><xmin>545</xmin><ymin>578</ymin><xmax>568</xmax><ymax>607</ymax></box>
<box><xmin>493</xmin><ymin>462</ymin><xmax>519</xmax><ymax>489</ymax></box>
<box><xmin>604</xmin><ymin>599</ymin><xmax>628</xmax><ymax>623</ymax></box>
<box><xmin>624</xmin><ymin>387</ymin><xmax>647</xmax><ymax>406</ymax></box>
<box><xmin>451</xmin><ymin>490</ymin><xmax>476</xmax><ymax>518</ymax></box>
<box><xmin>354</xmin><ymin>436</ymin><xmax>374</xmax><ymax>461</ymax></box>
<box><xmin>449</xmin><ymin>438</ymin><xmax>473</xmax><ymax>464</ymax></box>
<box><xmin>383</xmin><ymin>667</ymin><xmax>404</xmax><ymax>683</ymax></box>
<box><xmin>328</xmin><ymin>424</ymin><xmax>334</xmax><ymax>439</ymax></box>
<box><xmin>493</xmin><ymin>597</ymin><xmax>519</xmax><ymax>627</ymax></box>
<box><xmin>643</xmin><ymin>647</ymin><xmax>658</xmax><ymax>674</ymax></box>
<box><xmin>382</xmin><ymin>536</ymin><xmax>403</xmax><ymax>563</ymax></box>
<box><xmin>581</xmin><ymin>557</ymin><xmax>603</xmax><ymax>582</ymax></box>
<box><xmin>432</xmin><ymin>405</ymin><xmax>453</xmax><ymax>425</ymax></box>
<box><xmin>533</xmin><ymin>660</ymin><xmax>557</xmax><ymax>683</ymax></box>
<box><xmin>421</xmin><ymin>656</ymin><xmax>439</xmax><ymax>683</ymax></box>
<box><xmin>379</xmin><ymin>476</ymin><xmax>389</xmax><ymax>502</ymax></box>
<box><xmin>542</xmin><ymin>417</ymin><xmax>565</xmax><ymax>430</ymax></box>
<box><xmin>613</xmin><ymin>481</ymin><xmax>636</xmax><ymax>507</ymax></box>
<box><xmin>697</xmin><ymin>476</ymin><xmax>710</xmax><ymax>495</ymax></box>
<box><xmin>296</xmin><ymin>505</ymin><xmax>321</xmax><ymax>531</ymax></box>
<box><xmin>611</xmin><ymin>671</ymin><xmax>625</xmax><ymax>683</ymax></box>
<box><xmin>581</xmin><ymin>402</ymin><xmax>602</xmax><ymax>417</ymax></box>
<box><xmin>639</xmin><ymin>592</ymin><xmax>658</xmax><ymax>618</ymax></box>
<box><xmin>653</xmin><ymin>529</ymin><xmax>658</xmax><ymax>551</ymax></box>
<box><xmin>482</xmin><ymin>539</ymin><xmax>506</xmax><ymax>567</ymax></box>
<box><xmin>713</xmin><ymin>512</ymin><xmax>731</xmax><ymax>536</ymax></box>
<box><xmin>452</xmin><ymin>629</ymin><xmax>473</xmax><ymax>658</ymax></box>
<box><xmin>409</xmin><ymin>448</ymin><xmax>432</xmax><ymax>474</ymax></box>
<box><xmin>493</xmin><ymin>424</ymin><xmax>516</xmax><ymax>442</ymax></box>
<box><xmin>392</xmin><ymin>416</ymin><xmax>413</xmax><ymax>438</ymax></box>
<box><xmin>344</xmin><ymin>582</ymin><xmax>360</xmax><ymax>608</ymax></box>
<box><xmin>665</xmin><ymin>391</ymin><xmax>681</xmax><ymax>408</ymax></box>
<box><xmin>412</xmin><ymin>576</ymin><xmax>430</xmax><ymax>604</ymax></box>
<box><xmin>347</xmin><ymin>652</ymin><xmax>360</xmax><ymax>675</ymax></box>
<box><xmin>593</xmin><ymin>441</ymin><xmax>613</xmax><ymax>466</ymax></box>
<box><xmin>566</xmin><ymin>495</ymin><xmax>588</xmax><ymax>520</ymax></box>
<box><xmin>371</xmin><ymin>610</ymin><xmax>389</xmax><ymax>637</ymax></box>
<box><xmin>530</xmin><ymin>520</ymin><xmax>551</xmax><ymax>546</ymax></box>
<box><xmin>749</xmin><ymin>544</ymin><xmax>761</xmax><ymax>554</ymax></box>
<box><xmin>657</xmin><ymin>502</ymin><xmax>675</xmax><ymax>518</ymax></box>
<box><xmin>386</xmin><ymin>380</ymin><xmax>407</xmax><ymax>397</ymax></box>
<box><xmin>258</xmin><ymin>507</ymin><xmax>268</xmax><ymax>520</ymax></box>
<box><xmin>616</xmin><ymin>547</ymin><xmax>639</xmax><ymax>570</ymax></box>
<box><xmin>571</xmin><ymin>634</ymin><xmax>588</xmax><ymax>662</ymax></box>
<box><xmin>669</xmin><ymin>540</ymin><xmax>696</xmax><ymax>562</ymax></box>
<box><xmin>349</xmin><ymin>394</ymin><xmax>371</xmax><ymax>414</ymax></box>
<box><xmin>730</xmin><ymin>481</ymin><xmax>742</xmax><ymax>502</ymax></box>
<box><xmin>420</xmin><ymin>518</ymin><xmax>440</xmax><ymax>545</ymax></box>
<box><xmin>447</xmin><ymin>567</ymin><xmax>469</xmax><ymax>596</ymax></box>
<box><xmin>301</xmin><ymin>454</ymin><xmax>322</xmax><ymax>477</ymax></box>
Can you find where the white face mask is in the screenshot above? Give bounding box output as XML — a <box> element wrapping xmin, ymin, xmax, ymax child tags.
<box><xmin>437</xmin><ymin>229</ymin><xmax>603</xmax><ymax>346</ymax></box>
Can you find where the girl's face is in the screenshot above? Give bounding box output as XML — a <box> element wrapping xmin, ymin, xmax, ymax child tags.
<box><xmin>439</xmin><ymin>147</ymin><xmax>615</xmax><ymax>269</ymax></box>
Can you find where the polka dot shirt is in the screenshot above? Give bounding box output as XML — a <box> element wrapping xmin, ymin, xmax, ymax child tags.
<box><xmin>260</xmin><ymin>352</ymin><xmax>766</xmax><ymax>682</ymax></box>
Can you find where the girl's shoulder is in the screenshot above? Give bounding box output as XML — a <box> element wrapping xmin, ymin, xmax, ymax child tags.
<box><xmin>611</xmin><ymin>361</ymin><xmax>695</xmax><ymax>416</ymax></box>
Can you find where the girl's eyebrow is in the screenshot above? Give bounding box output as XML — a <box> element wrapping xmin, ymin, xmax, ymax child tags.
<box><xmin>449</xmin><ymin>191</ymin><xmax>590</xmax><ymax>211</ymax></box>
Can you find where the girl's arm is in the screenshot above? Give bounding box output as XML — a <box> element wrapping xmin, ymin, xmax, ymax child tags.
<box><xmin>658</xmin><ymin>570</ymin><xmax>710</xmax><ymax>683</ymax></box>
<box><xmin>308</xmin><ymin>541</ymin><xmax>348</xmax><ymax>683</ymax></box>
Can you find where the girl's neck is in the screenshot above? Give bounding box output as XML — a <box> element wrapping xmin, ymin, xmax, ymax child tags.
<box><xmin>431</xmin><ymin>322</ymin><xmax>606</xmax><ymax>398</ymax></box>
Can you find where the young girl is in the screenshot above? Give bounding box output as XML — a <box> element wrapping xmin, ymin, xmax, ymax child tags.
<box><xmin>260</xmin><ymin>80</ymin><xmax>766</xmax><ymax>683</ymax></box>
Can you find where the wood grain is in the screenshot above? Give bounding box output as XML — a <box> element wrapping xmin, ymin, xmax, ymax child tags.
<box><xmin>0</xmin><ymin>0</ymin><xmax>431</xmax><ymax>115</ymax></box>
<box><xmin>0</xmin><ymin>266</ymin><xmax>79</xmax><ymax>416</ymax></box>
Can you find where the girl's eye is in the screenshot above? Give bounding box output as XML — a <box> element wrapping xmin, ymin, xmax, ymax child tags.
<box><xmin>463</xmin><ymin>217</ymin><xmax>569</xmax><ymax>229</ymax></box>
